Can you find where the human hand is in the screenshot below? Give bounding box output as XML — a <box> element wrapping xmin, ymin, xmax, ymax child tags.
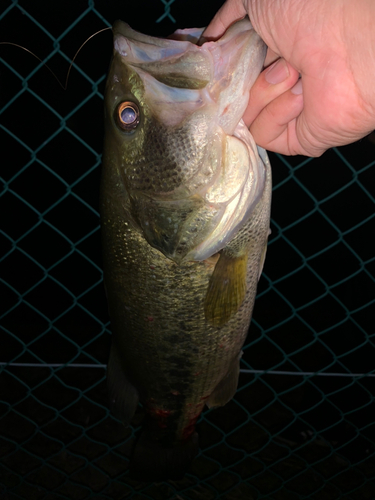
<box><xmin>203</xmin><ymin>0</ymin><xmax>375</xmax><ymax>156</ymax></box>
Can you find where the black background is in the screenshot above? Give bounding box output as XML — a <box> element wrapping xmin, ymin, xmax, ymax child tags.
<box><xmin>1</xmin><ymin>1</ymin><xmax>375</xmax><ymax>498</ymax></box>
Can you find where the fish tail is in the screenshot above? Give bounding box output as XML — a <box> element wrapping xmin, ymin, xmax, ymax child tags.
<box><xmin>130</xmin><ymin>430</ymin><xmax>199</xmax><ymax>481</ymax></box>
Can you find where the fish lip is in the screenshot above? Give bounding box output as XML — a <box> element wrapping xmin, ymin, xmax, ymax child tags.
<box><xmin>112</xmin><ymin>20</ymin><xmax>205</xmax><ymax>46</ymax></box>
<box><xmin>112</xmin><ymin>20</ymin><xmax>203</xmax><ymax>59</ymax></box>
<box><xmin>112</xmin><ymin>18</ymin><xmax>265</xmax><ymax>65</ymax></box>
<box><xmin>111</xmin><ymin>17</ymin><xmax>259</xmax><ymax>47</ymax></box>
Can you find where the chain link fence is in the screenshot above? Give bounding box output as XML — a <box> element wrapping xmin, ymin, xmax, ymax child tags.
<box><xmin>1</xmin><ymin>1</ymin><xmax>375</xmax><ymax>498</ymax></box>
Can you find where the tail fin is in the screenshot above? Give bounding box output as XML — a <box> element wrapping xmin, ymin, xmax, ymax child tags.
<box><xmin>130</xmin><ymin>430</ymin><xmax>199</xmax><ymax>482</ymax></box>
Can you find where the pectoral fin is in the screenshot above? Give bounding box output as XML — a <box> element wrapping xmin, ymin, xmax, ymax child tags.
<box><xmin>204</xmin><ymin>251</ymin><xmax>248</xmax><ymax>327</ymax></box>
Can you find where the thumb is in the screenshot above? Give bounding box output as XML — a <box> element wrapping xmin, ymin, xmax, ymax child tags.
<box><xmin>200</xmin><ymin>0</ymin><xmax>247</xmax><ymax>41</ymax></box>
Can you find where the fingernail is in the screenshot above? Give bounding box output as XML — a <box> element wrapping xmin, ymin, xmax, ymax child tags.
<box><xmin>291</xmin><ymin>79</ymin><xmax>303</xmax><ymax>95</ymax></box>
<box><xmin>265</xmin><ymin>59</ymin><xmax>289</xmax><ymax>84</ymax></box>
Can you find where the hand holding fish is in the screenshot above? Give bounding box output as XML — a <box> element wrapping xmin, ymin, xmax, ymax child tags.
<box><xmin>203</xmin><ymin>0</ymin><xmax>375</xmax><ymax>157</ymax></box>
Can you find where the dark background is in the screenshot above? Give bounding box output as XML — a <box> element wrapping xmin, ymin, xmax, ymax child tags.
<box><xmin>1</xmin><ymin>0</ymin><xmax>375</xmax><ymax>499</ymax></box>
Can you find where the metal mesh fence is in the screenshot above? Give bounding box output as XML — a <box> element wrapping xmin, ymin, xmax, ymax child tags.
<box><xmin>1</xmin><ymin>1</ymin><xmax>375</xmax><ymax>498</ymax></box>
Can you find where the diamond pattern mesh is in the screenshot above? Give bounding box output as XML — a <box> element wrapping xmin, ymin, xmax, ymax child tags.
<box><xmin>1</xmin><ymin>1</ymin><xmax>375</xmax><ymax>498</ymax></box>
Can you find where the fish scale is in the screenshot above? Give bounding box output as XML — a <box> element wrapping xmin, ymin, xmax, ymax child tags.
<box><xmin>123</xmin><ymin>117</ymin><xmax>208</xmax><ymax>192</ymax></box>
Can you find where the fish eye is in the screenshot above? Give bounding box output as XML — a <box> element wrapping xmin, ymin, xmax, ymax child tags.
<box><xmin>116</xmin><ymin>101</ymin><xmax>140</xmax><ymax>131</ymax></box>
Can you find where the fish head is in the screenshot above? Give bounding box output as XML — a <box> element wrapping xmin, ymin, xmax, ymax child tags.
<box><xmin>104</xmin><ymin>19</ymin><xmax>267</xmax><ymax>263</ymax></box>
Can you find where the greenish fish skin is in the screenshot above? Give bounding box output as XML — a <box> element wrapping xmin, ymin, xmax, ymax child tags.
<box><xmin>100</xmin><ymin>18</ymin><xmax>271</xmax><ymax>481</ymax></box>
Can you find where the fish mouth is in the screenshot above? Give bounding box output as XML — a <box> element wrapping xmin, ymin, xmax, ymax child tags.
<box><xmin>112</xmin><ymin>21</ymin><xmax>211</xmax><ymax>89</ymax></box>
<box><xmin>112</xmin><ymin>18</ymin><xmax>266</xmax><ymax>135</ymax></box>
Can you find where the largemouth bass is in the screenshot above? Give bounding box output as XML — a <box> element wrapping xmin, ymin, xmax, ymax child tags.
<box><xmin>101</xmin><ymin>18</ymin><xmax>271</xmax><ymax>481</ymax></box>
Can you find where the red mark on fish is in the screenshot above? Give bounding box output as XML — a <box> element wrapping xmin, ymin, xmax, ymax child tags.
<box><xmin>182</xmin><ymin>415</ymin><xmax>199</xmax><ymax>440</ymax></box>
<box><xmin>146</xmin><ymin>404</ymin><xmax>172</xmax><ymax>429</ymax></box>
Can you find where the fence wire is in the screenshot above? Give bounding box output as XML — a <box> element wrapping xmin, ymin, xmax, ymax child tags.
<box><xmin>1</xmin><ymin>1</ymin><xmax>375</xmax><ymax>499</ymax></box>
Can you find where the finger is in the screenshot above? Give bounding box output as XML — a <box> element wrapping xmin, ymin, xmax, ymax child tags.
<box><xmin>264</xmin><ymin>48</ymin><xmax>280</xmax><ymax>67</ymax></box>
<box><xmin>249</xmin><ymin>81</ymin><xmax>307</xmax><ymax>156</ymax></box>
<box><xmin>200</xmin><ymin>0</ymin><xmax>247</xmax><ymax>41</ymax></box>
<box><xmin>243</xmin><ymin>58</ymin><xmax>300</xmax><ymax>127</ymax></box>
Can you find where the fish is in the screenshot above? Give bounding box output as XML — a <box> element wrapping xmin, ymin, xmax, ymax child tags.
<box><xmin>100</xmin><ymin>18</ymin><xmax>271</xmax><ymax>481</ymax></box>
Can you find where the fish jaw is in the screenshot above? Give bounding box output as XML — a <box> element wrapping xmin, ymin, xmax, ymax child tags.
<box><xmin>105</xmin><ymin>19</ymin><xmax>267</xmax><ymax>263</ymax></box>
<box><xmin>112</xmin><ymin>18</ymin><xmax>266</xmax><ymax>132</ymax></box>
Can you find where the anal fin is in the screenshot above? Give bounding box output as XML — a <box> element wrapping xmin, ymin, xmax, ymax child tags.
<box><xmin>258</xmin><ymin>239</ymin><xmax>269</xmax><ymax>281</ymax></box>
<box><xmin>204</xmin><ymin>251</ymin><xmax>247</xmax><ymax>327</ymax></box>
<box><xmin>107</xmin><ymin>342</ymin><xmax>139</xmax><ymax>424</ymax></box>
<box><xmin>206</xmin><ymin>352</ymin><xmax>242</xmax><ymax>408</ymax></box>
